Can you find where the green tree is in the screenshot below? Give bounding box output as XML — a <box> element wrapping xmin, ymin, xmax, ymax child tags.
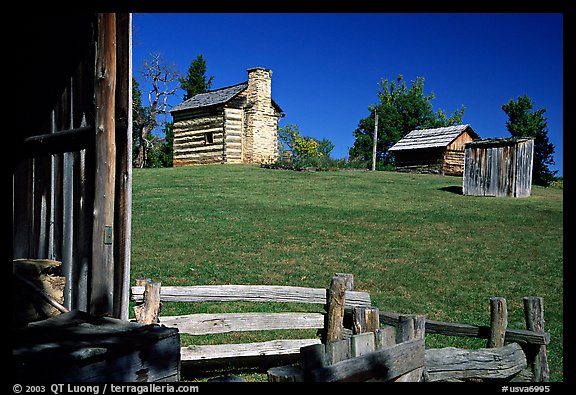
<box><xmin>317</xmin><ymin>138</ymin><xmax>335</xmax><ymax>158</ymax></box>
<box><xmin>501</xmin><ymin>95</ymin><xmax>557</xmax><ymax>186</ymax></box>
<box><xmin>179</xmin><ymin>54</ymin><xmax>214</xmax><ymax>100</ymax></box>
<box><xmin>278</xmin><ymin>123</ymin><xmax>334</xmax><ymax>167</ymax></box>
<box><xmin>349</xmin><ymin>75</ymin><xmax>465</xmax><ymax>167</ymax></box>
<box><xmin>146</xmin><ymin>121</ymin><xmax>174</xmax><ymax>168</ymax></box>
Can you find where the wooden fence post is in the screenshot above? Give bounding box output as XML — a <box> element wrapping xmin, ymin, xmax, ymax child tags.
<box><xmin>488</xmin><ymin>297</ymin><xmax>508</xmax><ymax>348</ymax></box>
<box><xmin>134</xmin><ymin>278</ymin><xmax>161</xmax><ymax>324</ymax></box>
<box><xmin>352</xmin><ymin>306</ymin><xmax>380</xmax><ymax>335</ymax></box>
<box><xmin>395</xmin><ymin>315</ymin><xmax>426</xmax><ymax>382</ymax></box>
<box><xmin>523</xmin><ymin>297</ymin><xmax>550</xmax><ymax>382</ymax></box>
<box><xmin>325</xmin><ymin>274</ymin><xmax>349</xmax><ymax>343</ymax></box>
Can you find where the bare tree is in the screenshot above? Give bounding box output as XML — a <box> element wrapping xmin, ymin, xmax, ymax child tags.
<box><xmin>133</xmin><ymin>52</ymin><xmax>179</xmax><ymax>168</ymax></box>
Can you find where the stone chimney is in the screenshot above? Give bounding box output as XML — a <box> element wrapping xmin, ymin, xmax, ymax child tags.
<box><xmin>244</xmin><ymin>67</ymin><xmax>278</xmax><ymax>163</ymax></box>
<box><xmin>246</xmin><ymin>67</ymin><xmax>272</xmax><ymax>110</ymax></box>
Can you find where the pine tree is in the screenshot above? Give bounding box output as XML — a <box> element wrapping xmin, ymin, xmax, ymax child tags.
<box><xmin>179</xmin><ymin>55</ymin><xmax>214</xmax><ymax>100</ymax></box>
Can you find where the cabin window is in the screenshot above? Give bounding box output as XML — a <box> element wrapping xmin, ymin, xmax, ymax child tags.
<box><xmin>204</xmin><ymin>132</ymin><xmax>214</xmax><ymax>145</ymax></box>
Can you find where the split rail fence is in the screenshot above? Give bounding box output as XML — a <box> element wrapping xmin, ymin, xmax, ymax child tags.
<box><xmin>131</xmin><ymin>274</ymin><xmax>550</xmax><ymax>382</ymax></box>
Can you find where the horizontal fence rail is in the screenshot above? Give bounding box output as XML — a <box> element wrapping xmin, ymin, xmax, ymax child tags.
<box><xmin>160</xmin><ymin>312</ymin><xmax>325</xmax><ymax>335</ymax></box>
<box><xmin>131</xmin><ymin>284</ymin><xmax>372</xmax><ymax>309</ymax></box>
<box><xmin>378</xmin><ymin>311</ymin><xmax>550</xmax><ymax>346</ymax></box>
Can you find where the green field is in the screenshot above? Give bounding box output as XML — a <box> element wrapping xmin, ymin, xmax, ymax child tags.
<box><xmin>131</xmin><ymin>164</ymin><xmax>564</xmax><ymax>381</ymax></box>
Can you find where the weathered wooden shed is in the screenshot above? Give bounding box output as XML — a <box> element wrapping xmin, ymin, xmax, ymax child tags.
<box><xmin>170</xmin><ymin>67</ymin><xmax>284</xmax><ymax>166</ymax></box>
<box><xmin>388</xmin><ymin>124</ymin><xmax>480</xmax><ymax>176</ymax></box>
<box><xmin>11</xmin><ymin>13</ymin><xmax>180</xmax><ymax>381</ymax></box>
<box><xmin>463</xmin><ymin>137</ymin><xmax>534</xmax><ymax>198</ymax></box>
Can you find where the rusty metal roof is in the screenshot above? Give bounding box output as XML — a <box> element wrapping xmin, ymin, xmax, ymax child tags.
<box><xmin>389</xmin><ymin>124</ymin><xmax>479</xmax><ymax>151</ymax></box>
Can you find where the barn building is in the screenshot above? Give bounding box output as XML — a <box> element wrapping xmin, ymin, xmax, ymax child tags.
<box><xmin>388</xmin><ymin>124</ymin><xmax>480</xmax><ymax>176</ymax></box>
<box><xmin>463</xmin><ymin>137</ymin><xmax>534</xmax><ymax>198</ymax></box>
<box><xmin>12</xmin><ymin>13</ymin><xmax>180</xmax><ymax>382</ymax></box>
<box><xmin>170</xmin><ymin>67</ymin><xmax>284</xmax><ymax>166</ymax></box>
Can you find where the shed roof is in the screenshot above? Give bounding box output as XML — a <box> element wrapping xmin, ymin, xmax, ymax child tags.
<box><xmin>389</xmin><ymin>124</ymin><xmax>479</xmax><ymax>151</ymax></box>
<box><xmin>465</xmin><ymin>137</ymin><xmax>533</xmax><ymax>148</ymax></box>
<box><xmin>171</xmin><ymin>82</ymin><xmax>248</xmax><ymax>113</ymax></box>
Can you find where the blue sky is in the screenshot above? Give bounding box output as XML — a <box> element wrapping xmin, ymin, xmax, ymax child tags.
<box><xmin>132</xmin><ymin>13</ymin><xmax>564</xmax><ymax>176</ymax></box>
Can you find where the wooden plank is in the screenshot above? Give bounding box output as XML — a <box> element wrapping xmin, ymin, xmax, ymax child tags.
<box><xmin>425</xmin><ymin>342</ymin><xmax>527</xmax><ymax>382</ymax></box>
<box><xmin>488</xmin><ymin>297</ymin><xmax>508</xmax><ymax>348</ymax></box>
<box><xmin>523</xmin><ymin>296</ymin><xmax>550</xmax><ymax>382</ymax></box>
<box><xmin>113</xmin><ymin>12</ymin><xmax>132</xmax><ymax>320</ymax></box>
<box><xmin>310</xmin><ymin>339</ymin><xmax>425</xmax><ymax>382</ymax></box>
<box><xmin>180</xmin><ymin>339</ymin><xmax>321</xmax><ymax>361</ymax></box>
<box><xmin>379</xmin><ymin>311</ymin><xmax>549</xmax><ymax>345</ymax></box>
<box><xmin>375</xmin><ymin>326</ymin><xmax>396</xmax><ymax>350</ymax></box>
<box><xmin>19</xmin><ymin>126</ymin><xmax>94</xmax><ymax>158</ymax></box>
<box><xmin>325</xmin><ymin>338</ymin><xmax>351</xmax><ymax>365</ymax></box>
<box><xmin>350</xmin><ymin>332</ymin><xmax>375</xmax><ymax>357</ymax></box>
<box><xmin>13</xmin><ymin>310</ymin><xmax>180</xmax><ymax>382</ymax></box>
<box><xmin>160</xmin><ymin>312</ymin><xmax>325</xmax><ymax>335</ymax></box>
<box><xmin>130</xmin><ymin>284</ymin><xmax>372</xmax><ymax>308</ymax></box>
<box><xmin>90</xmin><ymin>13</ymin><xmax>116</xmax><ymax>316</ymax></box>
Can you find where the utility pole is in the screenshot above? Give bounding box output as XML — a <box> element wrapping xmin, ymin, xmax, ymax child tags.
<box><xmin>371</xmin><ymin>111</ymin><xmax>378</xmax><ymax>171</ymax></box>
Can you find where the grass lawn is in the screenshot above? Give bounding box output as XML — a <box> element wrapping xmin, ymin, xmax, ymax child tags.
<box><xmin>131</xmin><ymin>164</ymin><xmax>564</xmax><ymax>381</ymax></box>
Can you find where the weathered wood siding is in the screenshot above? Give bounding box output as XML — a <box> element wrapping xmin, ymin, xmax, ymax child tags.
<box><xmin>173</xmin><ymin>110</ymin><xmax>225</xmax><ymax>166</ymax></box>
<box><xmin>13</xmin><ymin>14</ymin><xmax>132</xmax><ymax>318</ymax></box>
<box><xmin>463</xmin><ymin>138</ymin><xmax>534</xmax><ymax>198</ymax></box>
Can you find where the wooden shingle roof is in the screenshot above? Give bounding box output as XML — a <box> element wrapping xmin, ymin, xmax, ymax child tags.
<box><xmin>170</xmin><ymin>82</ymin><xmax>248</xmax><ymax>113</ymax></box>
<box><xmin>389</xmin><ymin>124</ymin><xmax>478</xmax><ymax>151</ymax></box>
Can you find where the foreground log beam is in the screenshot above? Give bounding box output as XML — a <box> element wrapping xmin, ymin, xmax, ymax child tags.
<box><xmin>425</xmin><ymin>342</ymin><xmax>527</xmax><ymax>382</ymax></box>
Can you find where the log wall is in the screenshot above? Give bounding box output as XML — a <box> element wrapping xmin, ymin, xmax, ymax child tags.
<box><xmin>173</xmin><ymin>111</ymin><xmax>225</xmax><ymax>166</ymax></box>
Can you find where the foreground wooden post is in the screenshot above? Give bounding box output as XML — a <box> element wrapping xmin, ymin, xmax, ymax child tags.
<box><xmin>325</xmin><ymin>274</ymin><xmax>348</xmax><ymax>342</ymax></box>
<box><xmin>134</xmin><ymin>278</ymin><xmax>162</xmax><ymax>324</ymax></box>
<box><xmin>395</xmin><ymin>315</ymin><xmax>426</xmax><ymax>382</ymax></box>
<box><xmin>90</xmin><ymin>13</ymin><xmax>117</xmax><ymax>316</ymax></box>
<box><xmin>488</xmin><ymin>297</ymin><xmax>508</xmax><ymax>348</ymax></box>
<box><xmin>267</xmin><ymin>365</ymin><xmax>304</xmax><ymax>382</ymax></box>
<box><xmin>352</xmin><ymin>306</ymin><xmax>380</xmax><ymax>335</ymax></box>
<box><xmin>523</xmin><ymin>297</ymin><xmax>550</xmax><ymax>382</ymax></box>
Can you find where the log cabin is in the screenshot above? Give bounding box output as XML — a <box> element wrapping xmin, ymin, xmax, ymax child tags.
<box><xmin>389</xmin><ymin>124</ymin><xmax>480</xmax><ymax>176</ymax></box>
<box><xmin>170</xmin><ymin>67</ymin><xmax>284</xmax><ymax>166</ymax></box>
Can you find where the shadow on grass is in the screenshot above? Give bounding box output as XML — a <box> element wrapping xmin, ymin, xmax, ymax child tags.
<box><xmin>439</xmin><ymin>185</ymin><xmax>463</xmax><ymax>195</ymax></box>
